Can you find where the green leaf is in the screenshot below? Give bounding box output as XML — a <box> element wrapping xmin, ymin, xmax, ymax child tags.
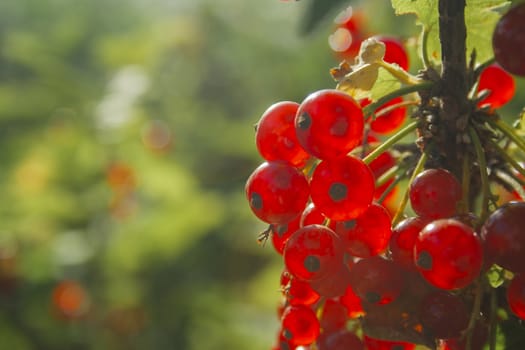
<box><xmin>370</xmin><ymin>67</ymin><xmax>402</xmax><ymax>101</ymax></box>
<box><xmin>465</xmin><ymin>0</ymin><xmax>510</xmax><ymax>64</ymax></box>
<box><xmin>391</xmin><ymin>0</ymin><xmax>510</xmax><ymax>65</ymax></box>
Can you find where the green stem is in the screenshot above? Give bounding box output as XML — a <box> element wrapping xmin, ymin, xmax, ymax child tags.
<box><xmin>375</xmin><ymin>165</ymin><xmax>399</xmax><ymax>188</ymax></box>
<box><xmin>489</xmin><ymin>118</ymin><xmax>525</xmax><ymax>154</ymax></box>
<box><xmin>421</xmin><ymin>26</ymin><xmax>432</xmax><ymax>69</ymax></box>
<box><xmin>377</xmin><ymin>174</ymin><xmax>404</xmax><ymax>205</ymax></box>
<box><xmin>474</xmin><ymin>57</ymin><xmax>496</xmax><ymax>78</ymax></box>
<box><xmin>369</xmin><ymin>100</ymin><xmax>418</xmax><ymax>122</ymax></box>
<box><xmin>465</xmin><ymin>280</ymin><xmax>482</xmax><ymax>350</ymax></box>
<box><xmin>362</xmin><ymin>121</ymin><xmax>418</xmax><ymax>165</ymax></box>
<box><xmin>362</xmin><ymin>82</ymin><xmax>433</xmax><ymax>117</ymax></box>
<box><xmin>392</xmin><ymin>151</ymin><xmax>427</xmax><ymax>225</ymax></box>
<box><xmin>488</xmin><ymin>138</ymin><xmax>525</xmax><ymax>180</ymax></box>
<box><xmin>469</xmin><ymin>127</ymin><xmax>490</xmax><ymax>223</ymax></box>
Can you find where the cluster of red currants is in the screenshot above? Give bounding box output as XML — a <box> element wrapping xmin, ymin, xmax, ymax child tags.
<box><xmin>244</xmin><ymin>3</ymin><xmax>525</xmax><ymax>350</ymax></box>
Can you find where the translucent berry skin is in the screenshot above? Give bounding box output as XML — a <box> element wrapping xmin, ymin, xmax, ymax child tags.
<box><xmin>414</xmin><ymin>219</ymin><xmax>483</xmax><ymax>290</ymax></box>
<box><xmin>317</xmin><ymin>330</ymin><xmax>365</xmax><ymax>350</ymax></box>
<box><xmin>255</xmin><ymin>101</ymin><xmax>311</xmax><ymax>168</ymax></box>
<box><xmin>375</xmin><ymin>36</ymin><xmax>409</xmax><ymax>71</ymax></box>
<box><xmin>295</xmin><ymin>90</ymin><xmax>364</xmax><ymax>160</ymax></box>
<box><xmin>300</xmin><ymin>203</ymin><xmax>336</xmax><ymax>230</ymax></box>
<box><xmin>481</xmin><ymin>201</ymin><xmax>525</xmax><ymax>273</ymax></box>
<box><xmin>364</xmin><ymin>335</ymin><xmax>415</xmax><ymax>350</ymax></box>
<box><xmin>271</xmin><ymin>216</ymin><xmax>301</xmax><ymax>255</ymax></box>
<box><xmin>409</xmin><ymin>168</ymin><xmax>462</xmax><ymax>219</ymax></box>
<box><xmin>419</xmin><ymin>291</ymin><xmax>469</xmax><ymax>339</ymax></box>
<box><xmin>340</xmin><ymin>285</ymin><xmax>364</xmax><ymax>318</ymax></box>
<box><xmin>310</xmin><ymin>261</ymin><xmax>351</xmax><ymax>298</ymax></box>
<box><xmin>320</xmin><ymin>298</ymin><xmax>348</xmax><ymax>332</ymax></box>
<box><xmin>310</xmin><ymin>155</ymin><xmax>374</xmax><ymax>221</ymax></box>
<box><xmin>361</xmin><ymin>97</ymin><xmax>407</xmax><ymax>135</ymax></box>
<box><xmin>281</xmin><ymin>304</ymin><xmax>320</xmax><ymax>346</ymax></box>
<box><xmin>284</xmin><ymin>225</ymin><xmax>344</xmax><ymax>282</ymax></box>
<box><xmin>335</xmin><ymin>203</ymin><xmax>392</xmax><ymax>258</ymax></box>
<box><xmin>477</xmin><ymin>64</ymin><xmax>515</xmax><ymax>110</ymax></box>
<box><xmin>507</xmin><ymin>273</ymin><xmax>525</xmax><ymax>320</ymax></box>
<box><xmin>389</xmin><ymin>217</ymin><xmax>429</xmax><ymax>270</ymax></box>
<box><xmin>349</xmin><ymin>256</ymin><xmax>405</xmax><ymax>305</ymax></box>
<box><xmin>245</xmin><ymin>161</ymin><xmax>309</xmax><ymax>224</ymax></box>
<box><xmin>280</xmin><ymin>270</ymin><xmax>320</xmax><ymax>306</ymax></box>
<box><xmin>492</xmin><ymin>3</ymin><xmax>525</xmax><ymax>76</ymax></box>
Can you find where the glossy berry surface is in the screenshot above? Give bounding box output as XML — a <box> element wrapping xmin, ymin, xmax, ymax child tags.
<box><xmin>375</xmin><ymin>36</ymin><xmax>410</xmax><ymax>70</ymax></box>
<box><xmin>481</xmin><ymin>201</ymin><xmax>525</xmax><ymax>273</ymax></box>
<box><xmin>280</xmin><ymin>270</ymin><xmax>320</xmax><ymax>306</ymax></box>
<box><xmin>284</xmin><ymin>225</ymin><xmax>344</xmax><ymax>282</ymax></box>
<box><xmin>309</xmin><ymin>261</ymin><xmax>351</xmax><ymax>298</ymax></box>
<box><xmin>477</xmin><ymin>64</ymin><xmax>515</xmax><ymax>110</ymax></box>
<box><xmin>414</xmin><ymin>219</ymin><xmax>483</xmax><ymax>290</ymax></box>
<box><xmin>349</xmin><ymin>256</ymin><xmax>404</xmax><ymax>305</ymax></box>
<box><xmin>492</xmin><ymin>3</ymin><xmax>525</xmax><ymax>76</ymax></box>
<box><xmin>419</xmin><ymin>290</ymin><xmax>469</xmax><ymax>339</ymax></box>
<box><xmin>340</xmin><ymin>285</ymin><xmax>364</xmax><ymax>318</ymax></box>
<box><xmin>295</xmin><ymin>89</ymin><xmax>364</xmax><ymax>160</ymax></box>
<box><xmin>245</xmin><ymin>161</ymin><xmax>309</xmax><ymax>224</ymax></box>
<box><xmin>320</xmin><ymin>298</ymin><xmax>348</xmax><ymax>332</ymax></box>
<box><xmin>409</xmin><ymin>168</ymin><xmax>462</xmax><ymax>219</ymax></box>
<box><xmin>335</xmin><ymin>203</ymin><xmax>392</xmax><ymax>258</ymax></box>
<box><xmin>255</xmin><ymin>101</ymin><xmax>311</xmax><ymax>167</ymax></box>
<box><xmin>506</xmin><ymin>273</ymin><xmax>525</xmax><ymax>320</ymax></box>
<box><xmin>281</xmin><ymin>304</ymin><xmax>320</xmax><ymax>345</ymax></box>
<box><xmin>389</xmin><ymin>217</ymin><xmax>429</xmax><ymax>270</ymax></box>
<box><xmin>310</xmin><ymin>155</ymin><xmax>374</xmax><ymax>221</ymax></box>
<box><xmin>300</xmin><ymin>203</ymin><xmax>335</xmax><ymax>230</ymax></box>
<box><xmin>271</xmin><ymin>216</ymin><xmax>301</xmax><ymax>255</ymax></box>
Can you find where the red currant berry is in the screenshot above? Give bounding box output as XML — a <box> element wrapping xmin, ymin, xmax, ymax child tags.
<box><xmin>492</xmin><ymin>3</ymin><xmax>525</xmax><ymax>76</ymax></box>
<box><xmin>375</xmin><ymin>36</ymin><xmax>410</xmax><ymax>71</ymax></box>
<box><xmin>255</xmin><ymin>101</ymin><xmax>311</xmax><ymax>168</ymax></box>
<box><xmin>335</xmin><ymin>203</ymin><xmax>392</xmax><ymax>258</ymax></box>
<box><xmin>409</xmin><ymin>168</ymin><xmax>462</xmax><ymax>219</ymax></box>
<box><xmin>245</xmin><ymin>161</ymin><xmax>310</xmax><ymax>224</ymax></box>
<box><xmin>295</xmin><ymin>90</ymin><xmax>364</xmax><ymax>160</ymax></box>
<box><xmin>481</xmin><ymin>201</ymin><xmax>525</xmax><ymax>273</ymax></box>
<box><xmin>361</xmin><ymin>97</ymin><xmax>407</xmax><ymax>135</ymax></box>
<box><xmin>389</xmin><ymin>217</ymin><xmax>430</xmax><ymax>270</ymax></box>
<box><xmin>309</xmin><ymin>261</ymin><xmax>351</xmax><ymax>298</ymax></box>
<box><xmin>477</xmin><ymin>64</ymin><xmax>515</xmax><ymax>110</ymax></box>
<box><xmin>310</xmin><ymin>155</ymin><xmax>374</xmax><ymax>221</ymax></box>
<box><xmin>414</xmin><ymin>219</ymin><xmax>483</xmax><ymax>290</ymax></box>
<box><xmin>507</xmin><ymin>273</ymin><xmax>525</xmax><ymax>320</ymax></box>
<box><xmin>320</xmin><ymin>298</ymin><xmax>348</xmax><ymax>332</ymax></box>
<box><xmin>284</xmin><ymin>225</ymin><xmax>344</xmax><ymax>282</ymax></box>
<box><xmin>318</xmin><ymin>329</ymin><xmax>364</xmax><ymax>350</ymax></box>
<box><xmin>340</xmin><ymin>285</ymin><xmax>364</xmax><ymax>318</ymax></box>
<box><xmin>332</xmin><ymin>9</ymin><xmax>367</xmax><ymax>59</ymax></box>
<box><xmin>349</xmin><ymin>256</ymin><xmax>405</xmax><ymax>305</ymax></box>
<box><xmin>300</xmin><ymin>203</ymin><xmax>336</xmax><ymax>230</ymax></box>
<box><xmin>272</xmin><ymin>216</ymin><xmax>301</xmax><ymax>255</ymax></box>
<box><xmin>419</xmin><ymin>290</ymin><xmax>469</xmax><ymax>339</ymax></box>
<box><xmin>281</xmin><ymin>304</ymin><xmax>320</xmax><ymax>346</ymax></box>
<box><xmin>281</xmin><ymin>270</ymin><xmax>320</xmax><ymax>307</ymax></box>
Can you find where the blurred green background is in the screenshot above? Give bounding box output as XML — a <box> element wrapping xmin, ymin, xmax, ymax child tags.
<box><xmin>0</xmin><ymin>0</ymin><xmax>523</xmax><ymax>349</ymax></box>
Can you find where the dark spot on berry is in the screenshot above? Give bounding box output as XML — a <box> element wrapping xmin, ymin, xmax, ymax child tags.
<box><xmin>283</xmin><ymin>328</ymin><xmax>293</xmax><ymax>341</ymax></box>
<box><xmin>304</xmin><ymin>255</ymin><xmax>321</xmax><ymax>273</ymax></box>
<box><xmin>250</xmin><ymin>192</ymin><xmax>263</xmax><ymax>210</ymax></box>
<box><xmin>329</xmin><ymin>182</ymin><xmax>348</xmax><ymax>202</ymax></box>
<box><xmin>417</xmin><ymin>250</ymin><xmax>433</xmax><ymax>270</ymax></box>
<box><xmin>392</xmin><ymin>346</ymin><xmax>404</xmax><ymax>350</ymax></box>
<box><xmin>343</xmin><ymin>220</ymin><xmax>356</xmax><ymax>229</ymax></box>
<box><xmin>365</xmin><ymin>291</ymin><xmax>381</xmax><ymax>304</ymax></box>
<box><xmin>297</xmin><ymin>112</ymin><xmax>312</xmax><ymax>130</ymax></box>
<box><xmin>275</xmin><ymin>224</ymin><xmax>288</xmax><ymax>236</ymax></box>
